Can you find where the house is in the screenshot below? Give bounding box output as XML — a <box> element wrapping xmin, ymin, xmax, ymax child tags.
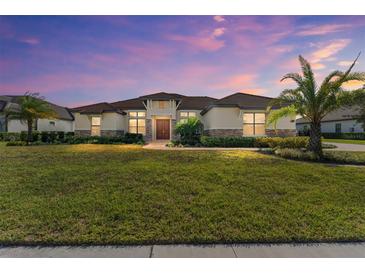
<box><xmin>296</xmin><ymin>106</ymin><xmax>364</xmax><ymax>134</ymax></box>
<box><xmin>71</xmin><ymin>92</ymin><xmax>296</xmax><ymax>141</ymax></box>
<box><xmin>0</xmin><ymin>95</ymin><xmax>74</xmax><ymax>133</ymax></box>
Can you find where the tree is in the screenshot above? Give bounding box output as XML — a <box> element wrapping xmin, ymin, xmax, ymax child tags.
<box><xmin>175</xmin><ymin>117</ymin><xmax>203</xmax><ymax>145</ymax></box>
<box><xmin>6</xmin><ymin>92</ymin><xmax>55</xmax><ymax>144</ymax></box>
<box><xmin>267</xmin><ymin>53</ymin><xmax>365</xmax><ymax>157</ymax></box>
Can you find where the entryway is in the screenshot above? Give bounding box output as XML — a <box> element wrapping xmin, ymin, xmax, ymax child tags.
<box><xmin>156</xmin><ymin>119</ymin><xmax>170</xmax><ymax>140</ymax></box>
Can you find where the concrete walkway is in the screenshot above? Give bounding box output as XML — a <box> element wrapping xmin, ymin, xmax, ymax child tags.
<box><xmin>324</xmin><ymin>142</ymin><xmax>365</xmax><ymax>152</ymax></box>
<box><xmin>1</xmin><ymin>243</ymin><xmax>365</xmax><ymax>258</ymax></box>
<box><xmin>143</xmin><ymin>141</ymin><xmax>260</xmax><ymax>151</ymax></box>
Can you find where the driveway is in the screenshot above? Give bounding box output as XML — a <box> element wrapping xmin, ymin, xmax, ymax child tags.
<box><xmin>1</xmin><ymin>243</ymin><xmax>365</xmax><ymax>258</ymax></box>
<box><xmin>324</xmin><ymin>142</ymin><xmax>365</xmax><ymax>152</ymax></box>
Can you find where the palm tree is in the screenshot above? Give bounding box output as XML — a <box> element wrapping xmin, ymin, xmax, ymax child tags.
<box><xmin>267</xmin><ymin>53</ymin><xmax>365</xmax><ymax>157</ymax></box>
<box><xmin>6</xmin><ymin>92</ymin><xmax>55</xmax><ymax>144</ymax></box>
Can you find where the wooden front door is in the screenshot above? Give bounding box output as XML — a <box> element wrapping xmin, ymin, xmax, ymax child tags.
<box><xmin>156</xmin><ymin>119</ymin><xmax>170</xmax><ymax>140</ymax></box>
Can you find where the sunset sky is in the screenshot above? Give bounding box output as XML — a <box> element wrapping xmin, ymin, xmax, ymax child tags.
<box><xmin>1</xmin><ymin>15</ymin><xmax>364</xmax><ymax>107</ymax></box>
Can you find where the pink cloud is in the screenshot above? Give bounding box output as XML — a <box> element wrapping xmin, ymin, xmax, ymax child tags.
<box><xmin>296</xmin><ymin>24</ymin><xmax>352</xmax><ymax>36</ymax></box>
<box><xmin>338</xmin><ymin>60</ymin><xmax>359</xmax><ymax>67</ymax></box>
<box><xmin>212</xmin><ymin>27</ymin><xmax>226</xmax><ymax>37</ymax></box>
<box><xmin>213</xmin><ymin>16</ymin><xmax>225</xmax><ymax>23</ymax></box>
<box><xmin>167</xmin><ymin>33</ymin><xmax>225</xmax><ymax>52</ymax></box>
<box><xmin>18</xmin><ymin>37</ymin><xmax>40</xmax><ymax>45</ymax></box>
<box><xmin>211</xmin><ymin>73</ymin><xmax>257</xmax><ymax>90</ymax></box>
<box><xmin>310</xmin><ymin>39</ymin><xmax>351</xmax><ymax>63</ymax></box>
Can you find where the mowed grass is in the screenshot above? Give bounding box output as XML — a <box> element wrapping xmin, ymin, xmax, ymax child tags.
<box><xmin>0</xmin><ymin>144</ymin><xmax>365</xmax><ymax>245</ymax></box>
<box><xmin>324</xmin><ymin>139</ymin><xmax>365</xmax><ymax>145</ymax></box>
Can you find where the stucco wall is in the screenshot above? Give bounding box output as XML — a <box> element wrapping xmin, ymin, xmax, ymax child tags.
<box><xmin>297</xmin><ymin>120</ymin><xmax>364</xmax><ymax>133</ymax></box>
<box><xmin>203</xmin><ymin>107</ymin><xmax>242</xmax><ymax>130</ymax></box>
<box><xmin>7</xmin><ymin>119</ymin><xmax>73</xmax><ymax>132</ymax></box>
<box><xmin>73</xmin><ymin>112</ymin><xmax>125</xmax><ymax>132</ymax></box>
<box><xmin>37</xmin><ymin>119</ymin><xmax>74</xmax><ymax>132</ymax></box>
<box><xmin>202</xmin><ymin>107</ymin><xmax>295</xmax><ymax>131</ymax></box>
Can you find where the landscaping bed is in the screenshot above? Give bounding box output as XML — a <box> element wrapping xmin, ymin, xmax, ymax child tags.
<box><xmin>0</xmin><ymin>144</ymin><xmax>364</xmax><ymax>245</ymax></box>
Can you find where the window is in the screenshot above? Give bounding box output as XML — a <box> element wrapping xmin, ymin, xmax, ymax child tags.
<box><xmin>243</xmin><ymin>113</ymin><xmax>266</xmax><ymax>136</ymax></box>
<box><xmin>129</xmin><ymin>112</ymin><xmax>146</xmax><ymax>135</ymax></box>
<box><xmin>91</xmin><ymin>116</ymin><xmax>101</xmax><ymax>136</ymax></box>
<box><xmin>335</xmin><ymin>123</ymin><xmax>342</xmax><ymax>133</ymax></box>
<box><xmin>180</xmin><ymin>111</ymin><xmax>196</xmax><ymax>123</ymax></box>
<box><xmin>49</xmin><ymin>121</ymin><xmax>55</xmax><ymax>126</ymax></box>
<box><xmin>350</xmin><ymin>127</ymin><xmax>355</xmax><ymax>133</ymax></box>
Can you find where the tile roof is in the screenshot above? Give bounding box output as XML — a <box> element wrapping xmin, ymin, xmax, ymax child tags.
<box><xmin>138</xmin><ymin>92</ymin><xmax>185</xmax><ymax>100</ymax></box>
<box><xmin>177</xmin><ymin>96</ymin><xmax>217</xmax><ymax>110</ymax></box>
<box><xmin>71</xmin><ymin>102</ymin><xmax>125</xmax><ymax>115</ymax></box>
<box><xmin>200</xmin><ymin>92</ymin><xmax>277</xmax><ymax>114</ymax></box>
<box><xmin>0</xmin><ymin>95</ymin><xmax>74</xmax><ymax>121</ymax></box>
<box><xmin>110</xmin><ymin>98</ymin><xmax>146</xmax><ymax>110</ymax></box>
<box><xmin>296</xmin><ymin>106</ymin><xmax>361</xmax><ymax>124</ymax></box>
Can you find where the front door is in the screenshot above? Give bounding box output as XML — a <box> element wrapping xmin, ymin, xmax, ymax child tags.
<box><xmin>156</xmin><ymin>119</ymin><xmax>170</xmax><ymax>140</ymax></box>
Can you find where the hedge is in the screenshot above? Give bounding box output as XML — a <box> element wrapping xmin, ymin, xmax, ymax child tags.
<box><xmin>200</xmin><ymin>136</ymin><xmax>256</xmax><ymax>147</ymax></box>
<box><xmin>322</xmin><ymin>132</ymin><xmax>365</xmax><ymax>140</ymax></box>
<box><xmin>254</xmin><ymin>136</ymin><xmax>309</xmax><ymax>149</ymax></box>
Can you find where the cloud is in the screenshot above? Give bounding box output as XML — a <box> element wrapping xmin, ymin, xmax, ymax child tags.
<box><xmin>310</xmin><ymin>39</ymin><xmax>351</xmax><ymax>63</ymax></box>
<box><xmin>211</xmin><ymin>73</ymin><xmax>257</xmax><ymax>90</ymax></box>
<box><xmin>212</xmin><ymin>27</ymin><xmax>226</xmax><ymax>37</ymax></box>
<box><xmin>18</xmin><ymin>37</ymin><xmax>40</xmax><ymax>45</ymax></box>
<box><xmin>342</xmin><ymin>80</ymin><xmax>364</xmax><ymax>90</ymax></box>
<box><xmin>311</xmin><ymin>63</ymin><xmax>326</xmax><ymax>70</ymax></box>
<box><xmin>167</xmin><ymin>33</ymin><xmax>225</xmax><ymax>52</ymax></box>
<box><xmin>337</xmin><ymin>60</ymin><xmax>359</xmax><ymax>67</ymax></box>
<box><xmin>213</xmin><ymin>16</ymin><xmax>225</xmax><ymax>23</ymax></box>
<box><xmin>296</xmin><ymin>24</ymin><xmax>352</xmax><ymax>36</ymax></box>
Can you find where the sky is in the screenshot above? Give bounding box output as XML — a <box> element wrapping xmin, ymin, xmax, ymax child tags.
<box><xmin>0</xmin><ymin>15</ymin><xmax>365</xmax><ymax>107</ymax></box>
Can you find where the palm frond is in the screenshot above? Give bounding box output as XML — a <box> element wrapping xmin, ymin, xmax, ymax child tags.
<box><xmin>266</xmin><ymin>105</ymin><xmax>297</xmax><ymax>129</ymax></box>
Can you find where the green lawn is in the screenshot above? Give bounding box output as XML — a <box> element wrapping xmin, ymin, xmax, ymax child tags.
<box><xmin>324</xmin><ymin>139</ymin><xmax>365</xmax><ymax>145</ymax></box>
<box><xmin>0</xmin><ymin>144</ymin><xmax>365</xmax><ymax>245</ymax></box>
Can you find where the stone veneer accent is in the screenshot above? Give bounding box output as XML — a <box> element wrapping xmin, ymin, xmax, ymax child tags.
<box><xmin>145</xmin><ymin>119</ymin><xmax>152</xmax><ymax>141</ymax></box>
<box><xmin>265</xmin><ymin>129</ymin><xmax>297</xmax><ymax>137</ymax></box>
<box><xmin>100</xmin><ymin>130</ymin><xmax>124</xmax><ymax>137</ymax></box>
<box><xmin>75</xmin><ymin>129</ymin><xmax>124</xmax><ymax>137</ymax></box>
<box><xmin>203</xmin><ymin>129</ymin><xmax>243</xmax><ymax>137</ymax></box>
<box><xmin>75</xmin><ymin>130</ymin><xmax>91</xmax><ymax>136</ymax></box>
<box><xmin>203</xmin><ymin>128</ymin><xmax>297</xmax><ymax>137</ymax></box>
<box><xmin>171</xmin><ymin>119</ymin><xmax>177</xmax><ymax>141</ymax></box>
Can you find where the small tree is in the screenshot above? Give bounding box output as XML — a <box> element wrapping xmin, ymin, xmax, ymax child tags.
<box><xmin>175</xmin><ymin>117</ymin><xmax>203</xmax><ymax>145</ymax></box>
<box><xmin>267</xmin><ymin>54</ymin><xmax>365</xmax><ymax>157</ymax></box>
<box><xmin>6</xmin><ymin>92</ymin><xmax>55</xmax><ymax>144</ymax></box>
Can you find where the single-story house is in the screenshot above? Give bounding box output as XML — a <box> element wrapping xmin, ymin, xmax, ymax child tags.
<box><xmin>71</xmin><ymin>92</ymin><xmax>296</xmax><ymax>141</ymax></box>
<box><xmin>296</xmin><ymin>106</ymin><xmax>364</xmax><ymax>134</ymax></box>
<box><xmin>0</xmin><ymin>95</ymin><xmax>74</xmax><ymax>133</ymax></box>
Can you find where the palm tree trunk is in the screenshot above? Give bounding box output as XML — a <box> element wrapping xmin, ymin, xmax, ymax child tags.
<box><xmin>27</xmin><ymin>119</ymin><xmax>33</xmax><ymax>145</ymax></box>
<box><xmin>308</xmin><ymin>121</ymin><xmax>322</xmax><ymax>157</ymax></box>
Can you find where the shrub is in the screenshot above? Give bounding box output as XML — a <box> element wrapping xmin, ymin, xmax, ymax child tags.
<box><xmin>322</xmin><ymin>132</ymin><xmax>365</xmax><ymax>140</ymax></box>
<box><xmin>175</xmin><ymin>117</ymin><xmax>203</xmax><ymax>145</ymax></box>
<box><xmin>254</xmin><ymin>136</ymin><xmax>309</xmax><ymax>149</ymax></box>
<box><xmin>6</xmin><ymin>141</ymin><xmax>27</xmax><ymax>146</ymax></box>
<box><xmin>200</xmin><ymin>136</ymin><xmax>256</xmax><ymax>147</ymax></box>
<box><xmin>274</xmin><ymin>148</ymin><xmax>320</xmax><ymax>161</ymax></box>
<box><xmin>0</xmin><ymin>132</ymin><xmax>21</xmax><ymax>141</ymax></box>
<box><xmin>57</xmin><ymin>131</ymin><xmax>65</xmax><ymax>141</ymax></box>
<box><xmin>123</xmin><ymin>133</ymin><xmax>144</xmax><ymax>144</ymax></box>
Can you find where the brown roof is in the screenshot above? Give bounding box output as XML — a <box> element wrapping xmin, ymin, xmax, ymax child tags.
<box><xmin>138</xmin><ymin>92</ymin><xmax>185</xmax><ymax>100</ymax></box>
<box><xmin>296</xmin><ymin>106</ymin><xmax>361</xmax><ymax>124</ymax></box>
<box><xmin>0</xmin><ymin>95</ymin><xmax>74</xmax><ymax>121</ymax></box>
<box><xmin>200</xmin><ymin>92</ymin><xmax>277</xmax><ymax>114</ymax></box>
<box><xmin>71</xmin><ymin>102</ymin><xmax>125</xmax><ymax>115</ymax></box>
<box><xmin>110</xmin><ymin>98</ymin><xmax>146</xmax><ymax>110</ymax></box>
<box><xmin>178</xmin><ymin>96</ymin><xmax>217</xmax><ymax>110</ymax></box>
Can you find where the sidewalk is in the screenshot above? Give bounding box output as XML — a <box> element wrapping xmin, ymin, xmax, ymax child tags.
<box><xmin>324</xmin><ymin>142</ymin><xmax>365</xmax><ymax>152</ymax></box>
<box><xmin>1</xmin><ymin>242</ymin><xmax>365</xmax><ymax>258</ymax></box>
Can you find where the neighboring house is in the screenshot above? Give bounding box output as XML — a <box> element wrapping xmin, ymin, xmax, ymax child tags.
<box><xmin>0</xmin><ymin>95</ymin><xmax>74</xmax><ymax>133</ymax></box>
<box><xmin>296</xmin><ymin>106</ymin><xmax>364</xmax><ymax>134</ymax></box>
<box><xmin>71</xmin><ymin>92</ymin><xmax>296</xmax><ymax>141</ymax></box>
